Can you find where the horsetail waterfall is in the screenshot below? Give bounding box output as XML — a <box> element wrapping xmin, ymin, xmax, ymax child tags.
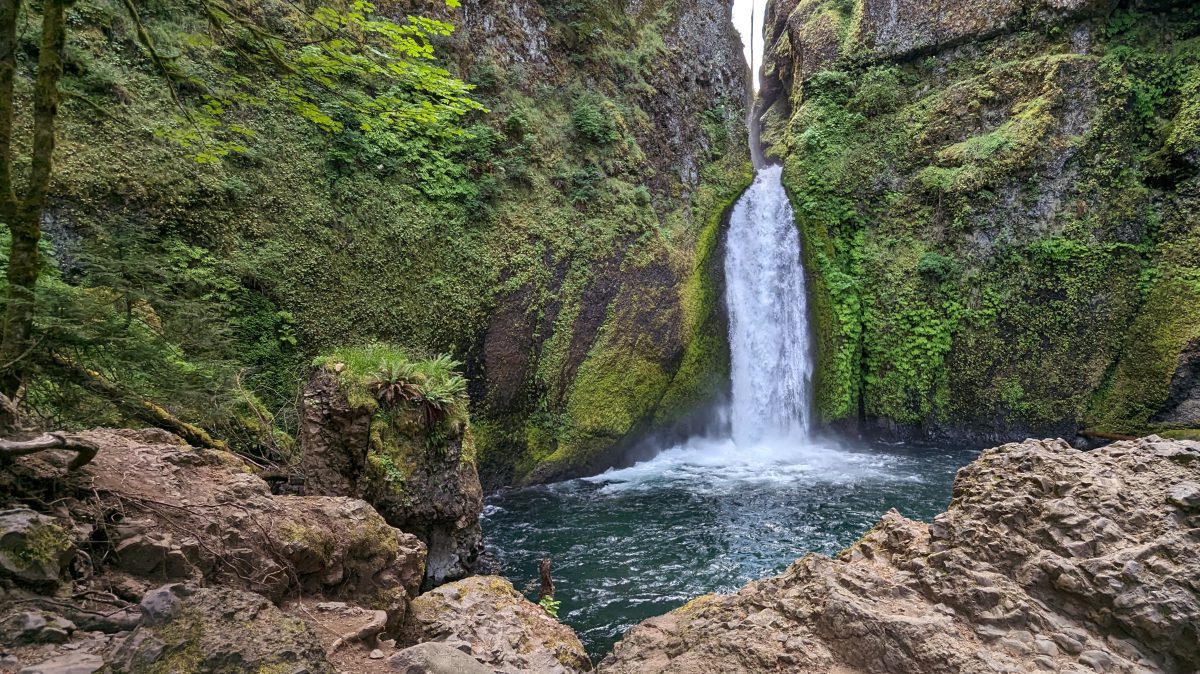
<box><xmin>485</xmin><ymin>159</ymin><xmax>974</xmax><ymax>656</ymax></box>
<box><xmin>484</xmin><ymin>5</ymin><xmax>974</xmax><ymax>659</ymax></box>
<box><xmin>724</xmin><ymin>165</ymin><xmax>814</xmax><ymax>446</ymax></box>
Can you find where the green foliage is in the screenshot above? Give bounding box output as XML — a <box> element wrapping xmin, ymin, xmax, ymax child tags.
<box><xmin>572</xmin><ymin>99</ymin><xmax>618</xmax><ymax>144</ymax></box>
<box><xmin>538</xmin><ymin>595</ymin><xmax>562</xmax><ymax>618</ymax></box>
<box><xmin>316</xmin><ymin>344</ymin><xmax>469</xmax><ymax>427</ymax></box>
<box><xmin>141</xmin><ymin>0</ymin><xmax>485</xmax><ymax>161</ymax></box>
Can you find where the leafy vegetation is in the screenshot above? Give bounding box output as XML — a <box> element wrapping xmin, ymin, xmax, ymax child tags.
<box><xmin>1</xmin><ymin>0</ymin><xmax>747</xmax><ymax>485</ymax></box>
<box><xmin>765</xmin><ymin>3</ymin><xmax>1200</xmax><ymax>438</ymax></box>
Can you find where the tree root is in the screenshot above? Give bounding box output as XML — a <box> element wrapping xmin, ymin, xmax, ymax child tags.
<box><xmin>329</xmin><ymin>609</ymin><xmax>388</xmax><ymax>653</ymax></box>
<box><xmin>0</xmin><ymin>432</ymin><xmax>98</xmax><ymax>469</ymax></box>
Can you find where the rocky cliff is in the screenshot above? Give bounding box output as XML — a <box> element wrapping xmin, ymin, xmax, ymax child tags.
<box><xmin>599</xmin><ymin>436</ymin><xmax>1200</xmax><ymax>673</ymax></box>
<box><xmin>0</xmin><ymin>429</ymin><xmax>590</xmax><ymax>673</ymax></box>
<box><xmin>27</xmin><ymin>0</ymin><xmax>751</xmax><ymax>489</ymax></box>
<box><xmin>756</xmin><ymin>0</ymin><xmax>1200</xmax><ymax>443</ymax></box>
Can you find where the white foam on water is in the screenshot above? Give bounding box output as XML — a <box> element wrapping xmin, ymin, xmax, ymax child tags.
<box><xmin>585</xmin><ymin>434</ymin><xmax>908</xmax><ymax>495</ymax></box>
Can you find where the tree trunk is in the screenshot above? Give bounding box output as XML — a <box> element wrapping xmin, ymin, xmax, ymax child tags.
<box><xmin>0</xmin><ymin>0</ymin><xmax>66</xmax><ymax>396</ymax></box>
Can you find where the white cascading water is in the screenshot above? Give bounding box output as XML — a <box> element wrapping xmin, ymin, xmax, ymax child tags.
<box><xmin>724</xmin><ymin>165</ymin><xmax>813</xmax><ymax>446</ymax></box>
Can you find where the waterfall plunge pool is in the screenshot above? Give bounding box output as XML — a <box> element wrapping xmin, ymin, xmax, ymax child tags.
<box><xmin>482</xmin><ymin>165</ymin><xmax>977</xmax><ymax>659</ymax></box>
<box><xmin>482</xmin><ymin>437</ymin><xmax>978</xmax><ymax>659</ymax></box>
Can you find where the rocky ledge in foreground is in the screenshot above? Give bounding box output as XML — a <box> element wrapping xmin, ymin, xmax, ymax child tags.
<box><xmin>600</xmin><ymin>436</ymin><xmax>1200</xmax><ymax>674</ymax></box>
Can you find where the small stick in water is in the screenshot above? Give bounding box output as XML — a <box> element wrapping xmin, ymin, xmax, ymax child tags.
<box><xmin>538</xmin><ymin>555</ymin><xmax>555</xmax><ymax>601</ymax></box>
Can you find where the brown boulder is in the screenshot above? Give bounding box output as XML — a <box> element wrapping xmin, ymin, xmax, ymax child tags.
<box><xmin>402</xmin><ymin>575</ymin><xmax>592</xmax><ymax>674</ymax></box>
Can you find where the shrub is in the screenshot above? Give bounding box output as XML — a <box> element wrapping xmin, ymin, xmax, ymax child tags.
<box><xmin>572</xmin><ymin>100</ymin><xmax>618</xmax><ymax>144</ymax></box>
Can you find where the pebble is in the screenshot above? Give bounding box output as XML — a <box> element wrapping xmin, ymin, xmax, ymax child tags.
<box><xmin>369</xmin><ymin>649</ymin><xmax>385</xmax><ymax>660</ymax></box>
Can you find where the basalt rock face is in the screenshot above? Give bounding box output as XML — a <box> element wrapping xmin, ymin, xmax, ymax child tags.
<box><xmin>756</xmin><ymin>0</ymin><xmax>1200</xmax><ymax>443</ymax></box>
<box><xmin>599</xmin><ymin>436</ymin><xmax>1200</xmax><ymax>673</ymax></box>
<box><xmin>441</xmin><ymin>0</ymin><xmax>752</xmax><ymax>487</ymax></box>
<box><xmin>299</xmin><ymin>367</ymin><xmax>484</xmax><ymax>589</ymax></box>
<box><xmin>401</xmin><ymin>575</ymin><xmax>593</xmax><ymax>674</ymax></box>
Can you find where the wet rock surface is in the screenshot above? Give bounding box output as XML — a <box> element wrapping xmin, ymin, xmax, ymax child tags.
<box><xmin>402</xmin><ymin>575</ymin><xmax>593</xmax><ymax>674</ymax></box>
<box><xmin>299</xmin><ymin>368</ymin><xmax>484</xmax><ymax>589</ymax></box>
<box><xmin>598</xmin><ymin>437</ymin><xmax>1200</xmax><ymax>673</ymax></box>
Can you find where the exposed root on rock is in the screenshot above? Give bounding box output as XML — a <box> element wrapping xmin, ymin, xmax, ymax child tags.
<box><xmin>329</xmin><ymin>609</ymin><xmax>388</xmax><ymax>653</ymax></box>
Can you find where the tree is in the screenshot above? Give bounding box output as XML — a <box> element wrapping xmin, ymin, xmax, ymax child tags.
<box><xmin>0</xmin><ymin>0</ymin><xmax>482</xmax><ymax>398</ymax></box>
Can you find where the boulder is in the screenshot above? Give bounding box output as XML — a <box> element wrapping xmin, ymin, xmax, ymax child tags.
<box><xmin>598</xmin><ymin>437</ymin><xmax>1200</xmax><ymax>673</ymax></box>
<box><xmin>107</xmin><ymin>583</ymin><xmax>334</xmax><ymax>673</ymax></box>
<box><xmin>0</xmin><ymin>509</ymin><xmax>73</xmax><ymax>590</ymax></box>
<box><xmin>15</xmin><ymin>652</ymin><xmax>103</xmax><ymax>674</ymax></box>
<box><xmin>387</xmin><ymin>642</ymin><xmax>492</xmax><ymax>674</ymax></box>
<box><xmin>78</xmin><ymin>428</ymin><xmax>426</xmax><ymax>610</ymax></box>
<box><xmin>402</xmin><ymin>575</ymin><xmax>592</xmax><ymax>674</ymax></box>
<box><xmin>0</xmin><ymin>611</ymin><xmax>74</xmax><ymax>644</ymax></box>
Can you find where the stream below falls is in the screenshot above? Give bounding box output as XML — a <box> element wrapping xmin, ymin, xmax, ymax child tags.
<box><xmin>483</xmin><ymin>438</ymin><xmax>978</xmax><ymax>658</ymax></box>
<box><xmin>484</xmin><ymin>165</ymin><xmax>978</xmax><ymax>659</ymax></box>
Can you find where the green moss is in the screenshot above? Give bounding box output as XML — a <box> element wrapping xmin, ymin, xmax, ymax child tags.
<box><xmin>766</xmin><ymin>12</ymin><xmax>1199</xmax><ymax>435</ymax></box>
<box><xmin>1087</xmin><ymin>266</ymin><xmax>1200</xmax><ymax>434</ymax></box>
<box><xmin>147</xmin><ymin>609</ymin><xmax>205</xmax><ymax>674</ymax></box>
<box><xmin>276</xmin><ymin>522</ymin><xmax>336</xmax><ymax>564</ymax></box>
<box><xmin>653</xmin><ymin>172</ymin><xmax>753</xmax><ymax>425</ymax></box>
<box><xmin>10</xmin><ymin>522</ymin><xmax>72</xmax><ymax>573</ymax></box>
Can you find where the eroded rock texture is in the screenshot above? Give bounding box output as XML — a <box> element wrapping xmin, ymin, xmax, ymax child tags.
<box><xmin>599</xmin><ymin>437</ymin><xmax>1200</xmax><ymax>673</ymax></box>
<box><xmin>402</xmin><ymin>575</ymin><xmax>593</xmax><ymax>674</ymax></box>
<box><xmin>300</xmin><ymin>367</ymin><xmax>484</xmax><ymax>588</ymax></box>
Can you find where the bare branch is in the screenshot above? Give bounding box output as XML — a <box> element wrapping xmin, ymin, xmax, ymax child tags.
<box><xmin>0</xmin><ymin>432</ymin><xmax>99</xmax><ymax>469</ymax></box>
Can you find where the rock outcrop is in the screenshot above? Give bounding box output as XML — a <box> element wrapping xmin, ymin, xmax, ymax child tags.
<box><xmin>2</xmin><ymin>428</ymin><xmax>595</xmax><ymax>673</ymax></box>
<box><xmin>401</xmin><ymin>575</ymin><xmax>593</xmax><ymax>674</ymax></box>
<box><xmin>300</xmin><ymin>366</ymin><xmax>484</xmax><ymax>588</ymax></box>
<box><xmin>599</xmin><ymin>436</ymin><xmax>1200</xmax><ymax>673</ymax></box>
<box><xmin>107</xmin><ymin>584</ymin><xmax>334</xmax><ymax>674</ymax></box>
<box><xmin>75</xmin><ymin>428</ymin><xmax>427</xmax><ymax>610</ymax></box>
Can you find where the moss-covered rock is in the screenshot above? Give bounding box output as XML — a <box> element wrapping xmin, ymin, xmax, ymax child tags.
<box><xmin>0</xmin><ymin>509</ymin><xmax>73</xmax><ymax>591</ymax></box>
<box><xmin>300</xmin><ymin>346</ymin><xmax>483</xmax><ymax>587</ymax></box>
<box><xmin>758</xmin><ymin>0</ymin><xmax>1200</xmax><ymax>441</ymax></box>
<box><xmin>108</xmin><ymin>584</ymin><xmax>334</xmax><ymax>674</ymax></box>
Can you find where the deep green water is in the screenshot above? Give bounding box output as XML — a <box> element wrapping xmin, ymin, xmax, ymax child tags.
<box><xmin>482</xmin><ymin>437</ymin><xmax>978</xmax><ymax>659</ymax></box>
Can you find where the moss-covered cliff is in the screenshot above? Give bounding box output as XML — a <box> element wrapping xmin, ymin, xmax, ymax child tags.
<box><xmin>757</xmin><ymin>0</ymin><xmax>1200</xmax><ymax>442</ymax></box>
<box><xmin>19</xmin><ymin>0</ymin><xmax>750</xmax><ymax>485</ymax></box>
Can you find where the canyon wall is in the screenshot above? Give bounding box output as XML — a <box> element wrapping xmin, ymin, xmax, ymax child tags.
<box><xmin>756</xmin><ymin>0</ymin><xmax>1199</xmax><ymax>443</ymax></box>
<box><xmin>32</xmin><ymin>0</ymin><xmax>751</xmax><ymax>486</ymax></box>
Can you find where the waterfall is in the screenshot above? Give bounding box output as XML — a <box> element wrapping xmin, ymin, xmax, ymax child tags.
<box><xmin>724</xmin><ymin>164</ymin><xmax>813</xmax><ymax>446</ymax></box>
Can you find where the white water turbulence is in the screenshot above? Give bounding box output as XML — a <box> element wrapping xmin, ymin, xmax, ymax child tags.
<box><xmin>583</xmin><ymin>164</ymin><xmax>833</xmax><ymax>492</ymax></box>
<box><xmin>724</xmin><ymin>164</ymin><xmax>813</xmax><ymax>446</ymax></box>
